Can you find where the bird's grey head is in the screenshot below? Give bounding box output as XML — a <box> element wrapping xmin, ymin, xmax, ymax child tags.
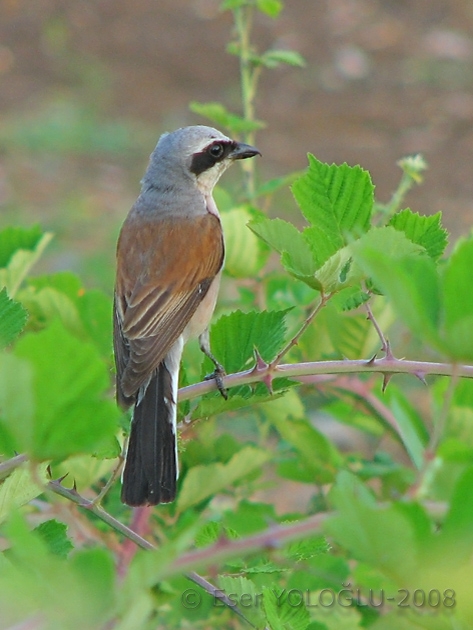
<box><xmin>141</xmin><ymin>125</ymin><xmax>260</xmax><ymax>195</ymax></box>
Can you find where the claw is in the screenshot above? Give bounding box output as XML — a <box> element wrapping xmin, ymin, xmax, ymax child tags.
<box><xmin>204</xmin><ymin>364</ymin><xmax>228</xmax><ymax>400</ymax></box>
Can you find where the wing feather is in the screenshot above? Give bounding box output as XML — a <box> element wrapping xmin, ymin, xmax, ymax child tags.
<box><xmin>114</xmin><ymin>211</ymin><xmax>224</xmax><ymax>406</ymax></box>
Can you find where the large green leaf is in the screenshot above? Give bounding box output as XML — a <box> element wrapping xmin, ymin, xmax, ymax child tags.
<box><xmin>177</xmin><ymin>446</ymin><xmax>270</xmax><ymax>511</ymax></box>
<box><xmin>292</xmin><ymin>156</ymin><xmax>374</xmax><ymax>267</ymax></box>
<box><xmin>12</xmin><ymin>320</ymin><xmax>118</xmax><ymax>460</ymax></box>
<box><xmin>326</xmin><ymin>472</ymin><xmax>430</xmax><ymax>586</ymax></box>
<box><xmin>441</xmin><ymin>237</ymin><xmax>473</xmax><ymax>360</ymax></box>
<box><xmin>0</xmin><ymin>225</ymin><xmax>44</xmax><ymax>268</ymax></box>
<box><xmin>352</xmin><ymin>230</ymin><xmax>442</xmax><ymax>349</ymax></box>
<box><xmin>208</xmin><ymin>309</ymin><xmax>288</xmax><ymax>374</ymax></box>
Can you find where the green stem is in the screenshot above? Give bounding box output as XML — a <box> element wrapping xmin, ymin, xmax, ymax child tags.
<box><xmin>234</xmin><ymin>5</ymin><xmax>258</xmax><ymax>197</ymax></box>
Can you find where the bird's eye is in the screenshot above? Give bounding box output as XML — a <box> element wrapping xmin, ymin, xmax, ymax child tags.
<box><xmin>208</xmin><ymin>142</ymin><xmax>225</xmax><ymax>159</ymax></box>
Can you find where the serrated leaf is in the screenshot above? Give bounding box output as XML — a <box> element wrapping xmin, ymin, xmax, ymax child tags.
<box><xmin>0</xmin><ymin>288</ymin><xmax>28</xmax><ymax>348</ymax></box>
<box><xmin>292</xmin><ymin>156</ymin><xmax>374</xmax><ymax>267</ymax></box>
<box><xmin>189</xmin><ymin>101</ymin><xmax>264</xmax><ymax>134</ymax></box>
<box><xmin>389</xmin><ymin>209</ymin><xmax>448</xmax><ymax>260</ymax></box>
<box><xmin>249</xmin><ymin>217</ymin><xmax>318</xmax><ymax>287</ymax></box>
<box><xmin>12</xmin><ymin>320</ymin><xmax>118</xmax><ymax>460</ymax></box>
<box><xmin>263</xmin><ymin>585</ymin><xmax>310</xmax><ymax>630</ymax></box>
<box><xmin>286</xmin><ymin>534</ymin><xmax>330</xmax><ymax>562</ymax></box>
<box><xmin>177</xmin><ymin>446</ymin><xmax>270</xmax><ymax>511</ymax></box>
<box><xmin>34</xmin><ymin>520</ymin><xmax>74</xmax><ymax>558</ymax></box>
<box><xmin>191</xmin><ymin>386</ymin><xmax>288</xmax><ymax>422</ymax></box>
<box><xmin>218</xmin><ymin>576</ymin><xmax>267</xmax><ymax>627</ymax></box>
<box><xmin>208</xmin><ymin>309</ymin><xmax>288</xmax><ymax>373</ymax></box>
<box><xmin>256</xmin><ymin>0</ymin><xmax>283</xmax><ymax>18</ymax></box>
<box><xmin>259</xmin><ymin>49</ymin><xmax>306</xmax><ymax>68</ymax></box>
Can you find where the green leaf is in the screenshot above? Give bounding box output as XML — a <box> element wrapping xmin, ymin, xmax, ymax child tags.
<box><xmin>0</xmin><ymin>225</ymin><xmax>44</xmax><ymax>268</ymax></box>
<box><xmin>438</xmin><ymin>466</ymin><xmax>473</xmax><ymax>563</ymax></box>
<box><xmin>256</xmin><ymin>0</ymin><xmax>283</xmax><ymax>18</ymax></box>
<box><xmin>189</xmin><ymin>101</ymin><xmax>265</xmax><ymax>134</ymax></box>
<box><xmin>0</xmin><ymin>353</ymin><xmax>35</xmax><ymax>454</ymax></box>
<box><xmin>0</xmin><ymin>288</ymin><xmax>28</xmax><ymax>348</ymax></box>
<box><xmin>384</xmin><ymin>387</ymin><xmax>428</xmax><ymax>470</ymax></box>
<box><xmin>292</xmin><ymin>156</ymin><xmax>374</xmax><ymax>267</ymax></box>
<box><xmin>441</xmin><ymin>237</ymin><xmax>473</xmax><ymax>360</ymax></box>
<box><xmin>259</xmin><ymin>49</ymin><xmax>306</xmax><ymax>68</ymax></box>
<box><xmin>221</xmin><ymin>206</ymin><xmax>269</xmax><ymax>278</ymax></box>
<box><xmin>223</xmin><ymin>500</ymin><xmax>277</xmax><ymax>536</ymax></box>
<box><xmin>34</xmin><ymin>519</ymin><xmax>74</xmax><ymax>558</ymax></box>
<box><xmin>248</xmin><ymin>217</ymin><xmax>319</xmax><ymax>287</ymax></box>
<box><xmin>326</xmin><ymin>472</ymin><xmax>430</xmax><ymax>585</ymax></box>
<box><xmin>0</xmin><ymin>231</ymin><xmax>53</xmax><ymax>297</ymax></box>
<box><xmin>218</xmin><ymin>576</ymin><xmax>266</xmax><ymax>627</ymax></box>
<box><xmin>220</xmin><ymin>0</ymin><xmax>248</xmax><ymax>10</ymax></box>
<box><xmin>253</xmin><ymin>171</ymin><xmax>305</xmax><ymax>199</ymax></box>
<box><xmin>274</xmin><ymin>418</ymin><xmax>343</xmax><ymax>484</ymax></box>
<box><xmin>389</xmin><ymin>209</ymin><xmax>448</xmax><ymax>260</ymax></box>
<box><xmin>77</xmin><ymin>289</ymin><xmax>113</xmax><ymax>358</ymax></box>
<box><xmin>263</xmin><ymin>585</ymin><xmax>310</xmax><ymax>630</ymax></box>
<box><xmin>177</xmin><ymin>446</ymin><xmax>270</xmax><ymax>511</ymax></box>
<box><xmin>352</xmin><ymin>230</ymin><xmax>442</xmax><ymax>349</ymax></box>
<box><xmin>0</xmin><ymin>464</ymin><xmax>48</xmax><ymax>523</ymax></box>
<box><xmin>208</xmin><ymin>309</ymin><xmax>288</xmax><ymax>373</ymax></box>
<box><xmin>12</xmin><ymin>320</ymin><xmax>118</xmax><ymax>460</ymax></box>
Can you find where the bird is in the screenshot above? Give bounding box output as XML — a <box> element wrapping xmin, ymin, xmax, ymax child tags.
<box><xmin>113</xmin><ymin>125</ymin><xmax>260</xmax><ymax>506</ymax></box>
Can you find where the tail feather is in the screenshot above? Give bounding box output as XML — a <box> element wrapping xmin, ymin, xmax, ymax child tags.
<box><xmin>121</xmin><ymin>360</ymin><xmax>177</xmax><ymax>506</ymax></box>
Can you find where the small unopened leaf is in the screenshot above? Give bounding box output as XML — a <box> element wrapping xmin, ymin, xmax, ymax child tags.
<box><xmin>259</xmin><ymin>49</ymin><xmax>306</xmax><ymax>68</ymax></box>
<box><xmin>0</xmin><ymin>288</ymin><xmax>28</xmax><ymax>348</ymax></box>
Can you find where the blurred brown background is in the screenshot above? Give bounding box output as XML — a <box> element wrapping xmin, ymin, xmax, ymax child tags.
<box><xmin>1</xmin><ymin>0</ymin><xmax>473</xmax><ymax>289</ymax></box>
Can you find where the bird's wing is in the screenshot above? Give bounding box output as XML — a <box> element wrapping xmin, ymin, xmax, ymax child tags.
<box><xmin>113</xmin><ymin>211</ymin><xmax>224</xmax><ymax>405</ymax></box>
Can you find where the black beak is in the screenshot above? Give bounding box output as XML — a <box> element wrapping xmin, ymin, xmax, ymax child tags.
<box><xmin>230</xmin><ymin>142</ymin><xmax>261</xmax><ymax>160</ymax></box>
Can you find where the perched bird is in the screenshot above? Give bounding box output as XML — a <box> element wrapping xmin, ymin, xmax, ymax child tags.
<box><xmin>114</xmin><ymin>125</ymin><xmax>260</xmax><ymax>506</ymax></box>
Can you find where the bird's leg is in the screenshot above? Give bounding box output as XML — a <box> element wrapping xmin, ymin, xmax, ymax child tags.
<box><xmin>199</xmin><ymin>329</ymin><xmax>228</xmax><ymax>399</ymax></box>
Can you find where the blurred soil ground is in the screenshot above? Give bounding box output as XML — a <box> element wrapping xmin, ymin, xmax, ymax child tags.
<box><xmin>1</xmin><ymin>1</ymin><xmax>473</xmax><ymax>285</ymax></box>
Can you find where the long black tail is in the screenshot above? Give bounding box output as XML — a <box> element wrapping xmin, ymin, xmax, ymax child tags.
<box><xmin>121</xmin><ymin>361</ymin><xmax>177</xmax><ymax>506</ymax></box>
